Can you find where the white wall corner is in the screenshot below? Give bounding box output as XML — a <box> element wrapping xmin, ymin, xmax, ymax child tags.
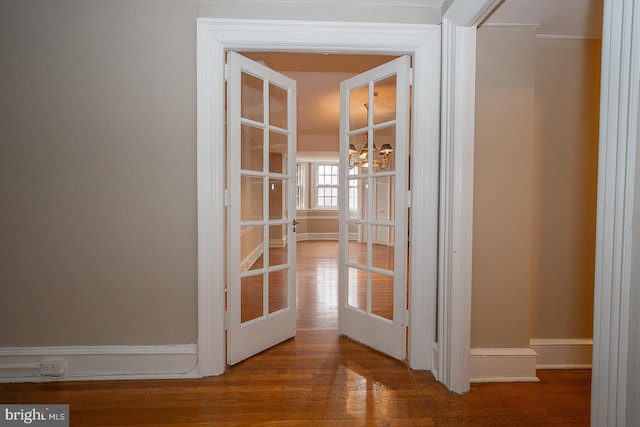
<box><xmin>0</xmin><ymin>345</ymin><xmax>199</xmax><ymax>383</ymax></box>
<box><xmin>437</xmin><ymin>19</ymin><xmax>477</xmax><ymax>395</ymax></box>
<box><xmin>470</xmin><ymin>348</ymin><xmax>539</xmax><ymax>383</ymax></box>
<box><xmin>436</xmin><ymin>0</ymin><xmax>504</xmax><ymax>395</ymax></box>
<box><xmin>530</xmin><ymin>338</ymin><xmax>593</xmax><ymax>369</ymax></box>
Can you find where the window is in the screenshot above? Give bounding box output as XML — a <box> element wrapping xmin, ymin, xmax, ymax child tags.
<box><xmin>348</xmin><ymin>167</ymin><xmax>359</xmax><ymax>210</ymax></box>
<box><xmin>316</xmin><ymin>164</ymin><xmax>338</xmax><ymax>208</ymax></box>
<box><xmin>296</xmin><ymin>162</ymin><xmax>302</xmax><ymax>209</ymax></box>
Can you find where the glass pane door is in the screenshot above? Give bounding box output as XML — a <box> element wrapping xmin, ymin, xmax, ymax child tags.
<box><xmin>339</xmin><ymin>56</ymin><xmax>410</xmax><ymax>361</ymax></box>
<box><xmin>227</xmin><ymin>52</ymin><xmax>297</xmax><ymax>365</ymax></box>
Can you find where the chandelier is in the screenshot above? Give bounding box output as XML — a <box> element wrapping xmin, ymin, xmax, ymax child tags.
<box><xmin>348</xmin><ymin>135</ymin><xmax>393</xmax><ymax>169</ymax></box>
<box><xmin>348</xmin><ymin>99</ymin><xmax>393</xmax><ymax>169</ymax></box>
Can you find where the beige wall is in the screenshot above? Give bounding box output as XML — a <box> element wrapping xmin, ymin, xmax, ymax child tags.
<box><xmin>295</xmin><ymin>210</ymin><xmax>340</xmax><ymax>236</ymax></box>
<box><xmin>0</xmin><ymin>0</ymin><xmax>599</xmax><ymax>354</ymax></box>
<box><xmin>531</xmin><ymin>38</ymin><xmax>600</xmax><ymax>339</ymax></box>
<box><xmin>0</xmin><ymin>0</ymin><xmax>440</xmax><ymax>348</ymax></box>
<box><xmin>0</xmin><ymin>0</ymin><xmax>199</xmax><ymax>346</ymax></box>
<box><xmin>472</xmin><ymin>26</ymin><xmax>537</xmax><ymax>348</ymax></box>
<box><xmin>473</xmin><ymin>27</ymin><xmax>600</xmax><ymax>348</ymax></box>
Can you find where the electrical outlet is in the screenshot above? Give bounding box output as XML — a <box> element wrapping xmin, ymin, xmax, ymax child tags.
<box><xmin>40</xmin><ymin>360</ymin><xmax>65</xmax><ymax>377</ymax></box>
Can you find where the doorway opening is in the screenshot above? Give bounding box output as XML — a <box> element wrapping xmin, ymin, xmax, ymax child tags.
<box><xmin>227</xmin><ymin>51</ymin><xmax>412</xmax><ymax>364</ymax></box>
<box><xmin>243</xmin><ymin>52</ymin><xmax>402</xmax><ymax>336</ymax></box>
<box><xmin>196</xmin><ymin>18</ymin><xmax>440</xmax><ymax>377</ymax></box>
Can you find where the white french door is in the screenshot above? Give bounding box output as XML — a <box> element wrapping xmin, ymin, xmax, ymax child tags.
<box><xmin>226</xmin><ymin>52</ymin><xmax>297</xmax><ymax>365</ymax></box>
<box><xmin>338</xmin><ymin>56</ymin><xmax>411</xmax><ymax>361</ymax></box>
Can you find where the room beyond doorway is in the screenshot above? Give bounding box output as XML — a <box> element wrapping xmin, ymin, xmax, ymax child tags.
<box><xmin>296</xmin><ymin>241</ymin><xmax>339</xmax><ymax>330</ymax></box>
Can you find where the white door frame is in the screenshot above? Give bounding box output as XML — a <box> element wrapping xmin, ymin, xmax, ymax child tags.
<box><xmin>196</xmin><ymin>18</ymin><xmax>441</xmax><ymax>376</ymax></box>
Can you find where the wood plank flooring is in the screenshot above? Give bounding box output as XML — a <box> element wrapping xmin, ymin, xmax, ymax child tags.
<box><xmin>0</xmin><ymin>241</ymin><xmax>591</xmax><ymax>426</ymax></box>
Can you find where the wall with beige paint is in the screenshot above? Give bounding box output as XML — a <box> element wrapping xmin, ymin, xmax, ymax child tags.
<box><xmin>295</xmin><ymin>210</ymin><xmax>340</xmax><ymax>237</ymax></box>
<box><xmin>0</xmin><ymin>0</ymin><xmax>440</xmax><ymax>348</ymax></box>
<box><xmin>472</xmin><ymin>27</ymin><xmax>600</xmax><ymax>349</ymax></box>
<box><xmin>0</xmin><ymin>0</ymin><xmax>200</xmax><ymax>346</ymax></box>
<box><xmin>531</xmin><ymin>38</ymin><xmax>599</xmax><ymax>340</ymax></box>
<box><xmin>472</xmin><ymin>26</ymin><xmax>536</xmax><ymax>349</ymax></box>
<box><xmin>0</xmin><ymin>0</ymin><xmax>599</xmax><ymax>363</ymax></box>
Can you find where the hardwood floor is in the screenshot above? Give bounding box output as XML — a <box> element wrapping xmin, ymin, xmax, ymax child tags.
<box><xmin>0</xmin><ymin>241</ymin><xmax>591</xmax><ymax>426</ymax></box>
<box><xmin>243</xmin><ymin>240</ymin><xmax>394</xmax><ymax>324</ymax></box>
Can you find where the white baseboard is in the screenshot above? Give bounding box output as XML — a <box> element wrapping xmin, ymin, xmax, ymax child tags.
<box><xmin>297</xmin><ymin>232</ymin><xmax>357</xmax><ymax>241</ymax></box>
<box><xmin>0</xmin><ymin>344</ymin><xmax>199</xmax><ymax>383</ymax></box>
<box><xmin>530</xmin><ymin>338</ymin><xmax>593</xmax><ymax>369</ymax></box>
<box><xmin>297</xmin><ymin>232</ymin><xmax>338</xmax><ymax>241</ymax></box>
<box><xmin>470</xmin><ymin>347</ymin><xmax>539</xmax><ymax>383</ymax></box>
<box><xmin>241</xmin><ymin>244</ymin><xmax>263</xmax><ymax>271</ymax></box>
<box><xmin>431</xmin><ymin>343</ymin><xmax>440</xmax><ymax>381</ymax></box>
<box><xmin>269</xmin><ymin>235</ymin><xmax>287</xmax><ymax>248</ymax></box>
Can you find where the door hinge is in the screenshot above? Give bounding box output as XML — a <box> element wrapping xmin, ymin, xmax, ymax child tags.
<box><xmin>404</xmin><ymin>309</ymin><xmax>410</xmax><ymax>327</ymax></box>
<box><xmin>409</xmin><ymin>67</ymin><xmax>414</xmax><ymax>86</ymax></box>
<box><xmin>224</xmin><ymin>63</ymin><xmax>229</xmax><ymax>81</ymax></box>
<box><xmin>224</xmin><ymin>189</ymin><xmax>230</xmax><ymax>207</ymax></box>
<box><xmin>224</xmin><ymin>311</ymin><xmax>229</xmax><ymax>330</ymax></box>
<box><xmin>407</xmin><ymin>190</ymin><xmax>411</xmax><ymax>208</ymax></box>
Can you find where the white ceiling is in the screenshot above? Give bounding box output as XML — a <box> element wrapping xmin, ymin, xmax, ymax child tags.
<box><xmin>483</xmin><ymin>0</ymin><xmax>603</xmax><ymax>39</ymax></box>
<box><xmin>243</xmin><ymin>53</ymin><xmax>397</xmax><ymax>155</ymax></box>
<box><xmin>242</xmin><ymin>0</ymin><xmax>603</xmax><ymax>155</ymax></box>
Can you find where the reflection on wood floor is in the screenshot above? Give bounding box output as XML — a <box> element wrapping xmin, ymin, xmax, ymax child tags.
<box><xmin>0</xmin><ymin>240</ymin><xmax>592</xmax><ymax>425</ymax></box>
<box><xmin>242</xmin><ymin>240</ymin><xmax>394</xmax><ymax>324</ymax></box>
<box><xmin>297</xmin><ymin>240</ymin><xmax>340</xmax><ymax>329</ymax></box>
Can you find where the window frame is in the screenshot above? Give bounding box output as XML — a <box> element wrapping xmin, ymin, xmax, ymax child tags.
<box><xmin>314</xmin><ymin>163</ymin><xmax>339</xmax><ymax>209</ymax></box>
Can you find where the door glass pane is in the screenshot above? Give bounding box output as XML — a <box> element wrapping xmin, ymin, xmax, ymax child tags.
<box><xmin>268</xmin><ymin>269</ymin><xmax>288</xmax><ymax>314</ymax></box>
<box><xmin>268</xmin><ymin>178</ymin><xmax>286</xmax><ymax>221</ymax></box>
<box><xmin>348</xmin><ymin>239</ymin><xmax>366</xmax><ymax>266</ymax></box>
<box><xmin>348</xmin><ymin>267</ymin><xmax>367</xmax><ymax>311</ymax></box>
<box><xmin>269</xmin><ymin>83</ymin><xmax>288</xmax><ymax>130</ymax></box>
<box><xmin>269</xmin><ymin>131</ymin><xmax>288</xmax><ymax>174</ymax></box>
<box><xmin>268</xmin><ymin>224</ymin><xmax>288</xmax><ymax>267</ymax></box>
<box><xmin>371</xmin><ymin>272</ymin><xmax>393</xmax><ymax>321</ymax></box>
<box><xmin>241</xmin><ymin>274</ymin><xmax>264</xmax><ymax>323</ymax></box>
<box><xmin>347</xmin><ymin>175</ymin><xmax>363</xmax><ymax>216</ymax></box>
<box><xmin>241</xmin><ymin>124</ymin><xmax>264</xmax><ymax>172</ymax></box>
<box><xmin>373</xmin><ymin>125</ymin><xmax>395</xmax><ymax>172</ymax></box>
<box><xmin>241</xmin><ymin>226</ymin><xmax>264</xmax><ymax>271</ymax></box>
<box><xmin>348</xmin><ymin>177</ymin><xmax>366</xmax><ymax>220</ymax></box>
<box><xmin>241</xmin><ymin>176</ymin><xmax>264</xmax><ymax>221</ymax></box>
<box><xmin>348</xmin><ymin>131</ymin><xmax>370</xmax><ymax>173</ymax></box>
<box><xmin>349</xmin><ymin>85</ymin><xmax>369</xmax><ymax>131</ymax></box>
<box><xmin>372</xmin><ymin>176</ymin><xmax>394</xmax><ymax>222</ymax></box>
<box><xmin>241</xmin><ymin>72</ymin><xmax>264</xmax><ymax>123</ymax></box>
<box><xmin>372</xmin><ymin>228</ymin><xmax>394</xmax><ymax>271</ymax></box>
<box><xmin>373</xmin><ymin>75</ymin><xmax>397</xmax><ymax>125</ymax></box>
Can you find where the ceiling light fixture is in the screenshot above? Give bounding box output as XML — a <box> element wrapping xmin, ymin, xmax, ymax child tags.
<box><xmin>348</xmin><ymin>97</ymin><xmax>393</xmax><ymax>169</ymax></box>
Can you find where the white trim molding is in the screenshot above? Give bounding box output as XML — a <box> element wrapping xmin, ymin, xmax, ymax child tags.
<box><xmin>591</xmin><ymin>0</ymin><xmax>640</xmax><ymax>425</ymax></box>
<box><xmin>437</xmin><ymin>0</ymin><xmax>507</xmax><ymax>394</ymax></box>
<box><xmin>197</xmin><ymin>18</ymin><xmax>441</xmax><ymax>377</ymax></box>
<box><xmin>530</xmin><ymin>338</ymin><xmax>593</xmax><ymax>369</ymax></box>
<box><xmin>444</xmin><ymin>0</ymin><xmax>502</xmax><ymax>27</ymax></box>
<box><xmin>470</xmin><ymin>348</ymin><xmax>539</xmax><ymax>383</ymax></box>
<box><xmin>197</xmin><ymin>18</ymin><xmax>227</xmax><ymax>377</ymax></box>
<box><xmin>0</xmin><ymin>345</ymin><xmax>198</xmax><ymax>383</ymax></box>
<box><xmin>437</xmin><ymin>17</ymin><xmax>476</xmax><ymax>394</ymax></box>
<box><xmin>297</xmin><ymin>232</ymin><xmax>342</xmax><ymax>241</ymax></box>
